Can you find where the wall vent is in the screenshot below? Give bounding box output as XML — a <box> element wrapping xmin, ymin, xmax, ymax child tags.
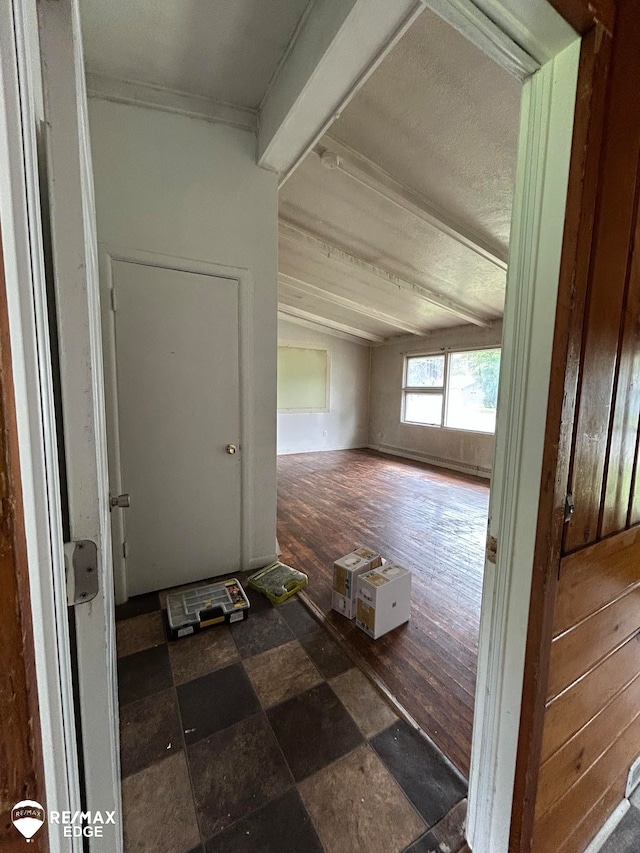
<box><xmin>626</xmin><ymin>756</ymin><xmax>640</xmax><ymax>798</ymax></box>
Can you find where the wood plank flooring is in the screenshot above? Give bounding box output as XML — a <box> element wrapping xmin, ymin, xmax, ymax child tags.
<box><xmin>277</xmin><ymin>448</ymin><xmax>489</xmax><ymax>775</ymax></box>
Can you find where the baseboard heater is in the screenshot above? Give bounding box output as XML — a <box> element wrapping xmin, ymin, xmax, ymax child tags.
<box><xmin>368</xmin><ymin>444</ymin><xmax>492</xmax><ymax>479</ymax></box>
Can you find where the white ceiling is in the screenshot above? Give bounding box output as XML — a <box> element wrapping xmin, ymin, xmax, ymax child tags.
<box><xmin>279</xmin><ymin>7</ymin><xmax>522</xmax><ymax>343</ymax></box>
<box><xmin>79</xmin><ymin>0</ymin><xmax>312</xmax><ymax>109</ymax></box>
<box><xmin>80</xmin><ymin>1</ymin><xmax>522</xmax><ymax>344</ymax></box>
<box><xmin>330</xmin><ymin>10</ymin><xmax>520</xmax><ymax>251</ymax></box>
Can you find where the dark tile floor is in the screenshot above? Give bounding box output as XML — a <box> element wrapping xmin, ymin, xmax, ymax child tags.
<box><xmin>116</xmin><ymin>575</ymin><xmax>468</xmax><ymax>853</ymax></box>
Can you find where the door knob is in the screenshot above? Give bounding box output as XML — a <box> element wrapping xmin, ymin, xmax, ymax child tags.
<box><xmin>226</xmin><ymin>444</ymin><xmax>238</xmax><ymax>455</ymax></box>
<box><xmin>109</xmin><ymin>493</ymin><xmax>131</xmax><ymax>509</ymax></box>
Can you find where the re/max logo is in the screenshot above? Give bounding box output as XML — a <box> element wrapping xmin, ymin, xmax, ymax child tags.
<box><xmin>49</xmin><ymin>811</ymin><xmax>116</xmax><ymax>837</ymax></box>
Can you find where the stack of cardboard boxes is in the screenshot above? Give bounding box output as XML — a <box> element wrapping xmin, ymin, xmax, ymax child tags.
<box><xmin>332</xmin><ymin>546</ymin><xmax>412</xmax><ymax>639</ymax></box>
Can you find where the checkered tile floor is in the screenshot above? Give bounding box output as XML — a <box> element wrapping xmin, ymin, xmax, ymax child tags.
<box><xmin>116</xmin><ymin>574</ymin><xmax>468</xmax><ymax>853</ymax></box>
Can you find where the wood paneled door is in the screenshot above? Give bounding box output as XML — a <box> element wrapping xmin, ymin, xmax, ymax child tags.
<box><xmin>513</xmin><ymin>1</ymin><xmax>640</xmax><ymax>850</ymax></box>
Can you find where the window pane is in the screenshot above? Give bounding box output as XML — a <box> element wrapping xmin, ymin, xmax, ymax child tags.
<box><xmin>404</xmin><ymin>393</ymin><xmax>443</xmax><ymax>426</ymax></box>
<box><xmin>406</xmin><ymin>355</ymin><xmax>444</xmax><ymax>388</ymax></box>
<box><xmin>445</xmin><ymin>348</ymin><xmax>501</xmax><ymax>433</ymax></box>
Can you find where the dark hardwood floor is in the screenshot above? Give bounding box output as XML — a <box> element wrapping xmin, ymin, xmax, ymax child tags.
<box><xmin>277</xmin><ymin>448</ymin><xmax>489</xmax><ymax>775</ymax></box>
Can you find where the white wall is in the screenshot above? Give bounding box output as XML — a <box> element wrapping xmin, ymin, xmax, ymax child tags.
<box><xmin>88</xmin><ymin>98</ymin><xmax>279</xmax><ymax>568</ymax></box>
<box><xmin>277</xmin><ymin>320</ymin><xmax>370</xmax><ymax>453</ymax></box>
<box><xmin>368</xmin><ymin>322</ymin><xmax>503</xmax><ymax>477</ymax></box>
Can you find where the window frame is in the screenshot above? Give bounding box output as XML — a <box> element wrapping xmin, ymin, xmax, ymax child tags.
<box><xmin>401</xmin><ymin>346</ymin><xmax>500</xmax><ymax>434</ymax></box>
<box><xmin>401</xmin><ymin>352</ymin><xmax>448</xmax><ymax>428</ymax></box>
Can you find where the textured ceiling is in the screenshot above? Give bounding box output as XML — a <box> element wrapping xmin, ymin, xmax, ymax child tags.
<box><xmin>329</xmin><ymin>9</ymin><xmax>521</xmax><ymax>251</ymax></box>
<box><xmin>331</xmin><ymin>12</ymin><xmax>521</xmax><ymax>246</ymax></box>
<box><xmin>79</xmin><ymin>0</ymin><xmax>311</xmax><ymax>109</ymax></box>
<box><xmin>279</xmin><ymin>6</ymin><xmax>522</xmax><ymax>342</ymax></box>
<box><xmin>79</xmin><ymin>0</ymin><xmax>522</xmax><ymax>344</ymax></box>
<box><xmin>280</xmin><ymin>153</ymin><xmax>506</xmax><ymax>317</ymax></box>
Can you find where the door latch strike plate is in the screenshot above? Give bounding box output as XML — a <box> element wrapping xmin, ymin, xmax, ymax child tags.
<box><xmin>564</xmin><ymin>493</ymin><xmax>575</xmax><ymax>523</ymax></box>
<box><xmin>65</xmin><ymin>540</ymin><xmax>99</xmax><ymax>606</ymax></box>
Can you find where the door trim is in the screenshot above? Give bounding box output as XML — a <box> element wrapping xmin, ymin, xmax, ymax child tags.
<box><xmin>466</xmin><ymin>36</ymin><xmax>581</xmax><ymax>853</ymax></box>
<box><xmin>0</xmin><ymin>2</ymin><xmax>83</xmax><ymax>850</ymax></box>
<box><xmin>36</xmin><ymin>1</ymin><xmax>121</xmax><ymax>849</ymax></box>
<box><xmin>99</xmin><ymin>245</ymin><xmax>253</xmax><ymax>603</ymax></box>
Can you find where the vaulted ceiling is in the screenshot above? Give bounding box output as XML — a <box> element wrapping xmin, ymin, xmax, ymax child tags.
<box><xmin>79</xmin><ymin>0</ymin><xmax>522</xmax><ymax>345</ymax></box>
<box><xmin>278</xmin><ymin>7</ymin><xmax>521</xmax><ymax>343</ymax></box>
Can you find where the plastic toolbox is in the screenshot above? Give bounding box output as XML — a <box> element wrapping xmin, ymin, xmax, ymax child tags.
<box><xmin>166</xmin><ymin>578</ymin><xmax>250</xmax><ymax>639</ymax></box>
<box><xmin>248</xmin><ymin>561</ymin><xmax>308</xmax><ymax>605</ymax></box>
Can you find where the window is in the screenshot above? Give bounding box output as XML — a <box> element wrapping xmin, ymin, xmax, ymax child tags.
<box><xmin>402</xmin><ymin>354</ymin><xmax>445</xmax><ymax>426</ymax></box>
<box><xmin>402</xmin><ymin>348</ymin><xmax>501</xmax><ymax>433</ymax></box>
<box><xmin>277</xmin><ymin>344</ymin><xmax>330</xmax><ymax>412</ymax></box>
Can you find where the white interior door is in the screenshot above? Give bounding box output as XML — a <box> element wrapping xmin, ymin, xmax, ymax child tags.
<box><xmin>111</xmin><ymin>261</ymin><xmax>242</xmax><ymax>596</ymax></box>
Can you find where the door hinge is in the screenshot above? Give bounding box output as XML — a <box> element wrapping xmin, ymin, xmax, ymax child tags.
<box><xmin>123</xmin><ymin>540</ymin><xmax>128</xmax><ymax>559</ymax></box>
<box><xmin>110</xmin><ymin>288</ymin><xmax>117</xmax><ymax>312</ymax></box>
<box><xmin>486</xmin><ymin>533</ymin><xmax>498</xmax><ymax>564</ymax></box>
<box><xmin>564</xmin><ymin>493</ymin><xmax>575</xmax><ymax>523</ymax></box>
<box><xmin>64</xmin><ymin>540</ymin><xmax>99</xmax><ymax>606</ymax></box>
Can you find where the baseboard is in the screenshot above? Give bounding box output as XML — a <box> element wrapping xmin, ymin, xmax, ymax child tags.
<box><xmin>368</xmin><ymin>444</ymin><xmax>492</xmax><ymax>479</ymax></box>
<box><xmin>584</xmin><ymin>800</ymin><xmax>630</xmax><ymax>853</ymax></box>
<box><xmin>277</xmin><ymin>444</ymin><xmax>368</xmax><ymax>456</ymax></box>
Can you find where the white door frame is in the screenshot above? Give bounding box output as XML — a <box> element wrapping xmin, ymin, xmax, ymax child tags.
<box><xmin>0</xmin><ymin>3</ymin><xmax>83</xmax><ymax>851</ymax></box>
<box><xmin>466</xmin><ymin>37</ymin><xmax>581</xmax><ymax>853</ymax></box>
<box><xmin>99</xmin><ymin>245</ymin><xmax>254</xmax><ymax>604</ymax></box>
<box><xmin>0</xmin><ymin>0</ymin><xmax>580</xmax><ymax>851</ymax></box>
<box><xmin>35</xmin><ymin>0</ymin><xmax>122</xmax><ymax>850</ymax></box>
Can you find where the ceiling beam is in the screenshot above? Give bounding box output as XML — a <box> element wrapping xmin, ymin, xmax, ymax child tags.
<box><xmin>421</xmin><ymin>0</ymin><xmax>539</xmax><ymax>80</ymax></box>
<box><xmin>470</xmin><ymin>0</ymin><xmax>586</xmax><ymax>59</ymax></box>
<box><xmin>86</xmin><ymin>74</ymin><xmax>257</xmax><ymax>132</ymax></box>
<box><xmin>279</xmin><ymin>219</ymin><xmax>492</xmax><ymax>328</ymax></box>
<box><xmin>277</xmin><ymin>311</ymin><xmax>372</xmax><ymax>346</ymax></box>
<box><xmin>315</xmin><ymin>136</ymin><xmax>508</xmax><ymax>271</ymax></box>
<box><xmin>277</xmin><ymin>303</ymin><xmax>384</xmax><ymax>343</ymax></box>
<box><xmin>279</xmin><ymin>272</ymin><xmax>425</xmax><ymax>335</ymax></box>
<box><xmin>258</xmin><ymin>0</ymin><xmax>426</xmax><ymax>182</ymax></box>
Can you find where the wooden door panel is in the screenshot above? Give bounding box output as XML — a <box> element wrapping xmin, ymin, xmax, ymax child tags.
<box><xmin>631</xmin><ymin>441</ymin><xmax>640</xmax><ymax>525</ymax></box>
<box><xmin>553</xmin><ymin>527</ymin><xmax>640</xmax><ymax>636</ymax></box>
<box><xmin>601</xmin><ymin>201</ymin><xmax>640</xmax><ymax>537</ymax></box>
<box><xmin>563</xmin><ymin>3</ymin><xmax>640</xmax><ymax>553</ymax></box>
<box><xmin>547</xmin><ymin>583</ymin><xmax>640</xmax><ymax>700</ymax></box>
<box><xmin>541</xmin><ymin>631</ymin><xmax>640</xmax><ymax>762</ymax></box>
<box><xmin>537</xmin><ymin>671</ymin><xmax>640</xmax><ymax>818</ymax></box>
<box><xmin>555</xmin><ymin>770</ymin><xmax>627</xmax><ymax>853</ymax></box>
<box><xmin>533</xmin><ymin>711</ymin><xmax>640</xmax><ymax>852</ymax></box>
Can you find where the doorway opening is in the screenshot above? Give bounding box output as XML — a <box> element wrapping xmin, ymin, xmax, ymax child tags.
<box><xmin>275</xmin><ymin>4</ymin><xmax>518</xmax><ymax>779</ymax></box>
<box><xmin>3</xmin><ymin>0</ymin><xmax>575</xmax><ymax>848</ymax></box>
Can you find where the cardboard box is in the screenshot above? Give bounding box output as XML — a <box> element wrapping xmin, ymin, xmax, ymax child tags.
<box><xmin>332</xmin><ymin>547</ymin><xmax>383</xmax><ymax>619</ymax></box>
<box><xmin>356</xmin><ymin>563</ymin><xmax>411</xmax><ymax>639</ymax></box>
